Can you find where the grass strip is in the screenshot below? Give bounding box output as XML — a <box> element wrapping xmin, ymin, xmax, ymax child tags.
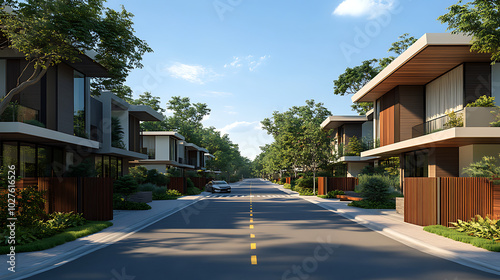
<box><xmin>0</xmin><ymin>221</ymin><xmax>113</xmax><ymax>254</ymax></box>
<box><xmin>424</xmin><ymin>225</ymin><xmax>500</xmax><ymax>252</ymax></box>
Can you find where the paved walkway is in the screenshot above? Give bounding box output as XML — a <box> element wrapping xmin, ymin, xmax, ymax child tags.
<box><xmin>273</xmin><ymin>182</ymin><xmax>500</xmax><ymax>276</ymax></box>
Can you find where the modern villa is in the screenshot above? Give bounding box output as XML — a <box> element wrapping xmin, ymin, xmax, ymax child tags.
<box><xmin>321</xmin><ymin>110</ymin><xmax>377</xmax><ymax>177</ymax></box>
<box><xmin>352</xmin><ymin>33</ymin><xmax>500</xmax><ymax>186</ymax></box>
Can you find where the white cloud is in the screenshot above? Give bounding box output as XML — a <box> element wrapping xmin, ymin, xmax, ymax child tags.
<box><xmin>166</xmin><ymin>63</ymin><xmax>219</xmax><ymax>84</ymax></box>
<box><xmin>224</xmin><ymin>55</ymin><xmax>270</xmax><ymax>72</ymax></box>
<box><xmin>333</xmin><ymin>0</ymin><xmax>395</xmax><ymax>19</ymax></box>
<box><xmin>217</xmin><ymin>121</ymin><xmax>274</xmax><ymax>160</ymax></box>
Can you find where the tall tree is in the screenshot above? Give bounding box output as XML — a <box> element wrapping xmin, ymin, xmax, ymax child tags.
<box><xmin>333</xmin><ymin>33</ymin><xmax>417</xmax><ymax>115</ymax></box>
<box><xmin>0</xmin><ymin>0</ymin><xmax>152</xmax><ymax>114</ymax></box>
<box><xmin>439</xmin><ymin>0</ymin><xmax>500</xmax><ymax>63</ymax></box>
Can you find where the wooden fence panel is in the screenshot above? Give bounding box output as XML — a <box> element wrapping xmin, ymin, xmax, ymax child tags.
<box><xmin>50</xmin><ymin>177</ymin><xmax>78</xmax><ymax>214</ymax></box>
<box><xmin>440</xmin><ymin>177</ymin><xmax>494</xmax><ymax>226</ymax></box>
<box><xmin>404</xmin><ymin>177</ymin><xmax>438</xmax><ymax>226</ymax></box>
<box><xmin>169</xmin><ymin>177</ymin><xmax>186</xmax><ymax>194</ymax></box>
<box><xmin>82</xmin><ymin>178</ymin><xmax>113</xmax><ymax>221</ymax></box>
<box><xmin>190</xmin><ymin>177</ymin><xmax>208</xmax><ymax>190</ymax></box>
<box><xmin>318</xmin><ymin>177</ymin><xmax>327</xmax><ymax>195</ymax></box>
<box><xmin>327</xmin><ymin>177</ymin><xmax>358</xmax><ymax>192</ymax></box>
<box><xmin>493</xmin><ymin>185</ymin><xmax>500</xmax><ymax>220</ymax></box>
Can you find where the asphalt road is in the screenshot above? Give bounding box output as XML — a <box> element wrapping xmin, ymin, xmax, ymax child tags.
<box><xmin>27</xmin><ymin>179</ymin><xmax>498</xmax><ymax>280</ymax></box>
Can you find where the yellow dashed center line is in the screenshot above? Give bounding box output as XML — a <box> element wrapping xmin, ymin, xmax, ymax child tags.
<box><xmin>250</xmin><ymin>213</ymin><xmax>253</xmax><ymax>216</ymax></box>
<box><xmin>251</xmin><ymin>255</ymin><xmax>257</xmax><ymax>265</ymax></box>
<box><xmin>251</xmin><ymin>243</ymin><xmax>257</xmax><ymax>249</ymax></box>
<box><xmin>249</xmin><ymin>224</ymin><xmax>254</xmax><ymax>229</ymax></box>
<box><xmin>250</xmin><ymin>234</ymin><xmax>255</xmax><ymax>238</ymax></box>
<box><xmin>250</xmin><ymin>218</ymin><xmax>253</xmax><ymax>223</ymax></box>
<box><xmin>249</xmin><ymin>183</ymin><xmax>257</xmax><ymax>265</ymax></box>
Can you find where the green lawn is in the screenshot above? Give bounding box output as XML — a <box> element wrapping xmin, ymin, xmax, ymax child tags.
<box><xmin>424</xmin><ymin>225</ymin><xmax>500</xmax><ymax>252</ymax></box>
<box><xmin>0</xmin><ymin>221</ymin><xmax>113</xmax><ymax>254</ymax></box>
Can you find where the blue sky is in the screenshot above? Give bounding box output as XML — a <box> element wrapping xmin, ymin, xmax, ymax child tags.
<box><xmin>106</xmin><ymin>0</ymin><xmax>459</xmax><ymax>160</ymax></box>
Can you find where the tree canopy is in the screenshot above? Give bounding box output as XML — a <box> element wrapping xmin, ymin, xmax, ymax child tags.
<box><xmin>0</xmin><ymin>0</ymin><xmax>152</xmax><ymax>114</ymax></box>
<box><xmin>333</xmin><ymin>33</ymin><xmax>417</xmax><ymax>115</ymax></box>
<box><xmin>255</xmin><ymin>100</ymin><xmax>335</xmax><ymax>178</ymax></box>
<box><xmin>439</xmin><ymin>0</ymin><xmax>500</xmax><ymax>63</ymax></box>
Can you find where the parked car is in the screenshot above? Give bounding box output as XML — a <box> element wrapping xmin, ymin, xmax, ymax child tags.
<box><xmin>205</xmin><ymin>181</ymin><xmax>231</xmax><ymax>193</ymax></box>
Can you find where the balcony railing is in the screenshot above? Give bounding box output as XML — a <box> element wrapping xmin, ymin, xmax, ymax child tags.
<box><xmin>412</xmin><ymin>107</ymin><xmax>497</xmax><ymax>138</ymax></box>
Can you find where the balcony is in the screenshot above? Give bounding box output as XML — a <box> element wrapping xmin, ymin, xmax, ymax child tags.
<box><xmin>0</xmin><ymin>103</ymin><xmax>42</xmax><ymax>126</ymax></box>
<box><xmin>412</xmin><ymin>107</ymin><xmax>497</xmax><ymax>138</ymax></box>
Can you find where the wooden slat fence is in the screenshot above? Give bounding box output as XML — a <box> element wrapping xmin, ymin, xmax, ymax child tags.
<box><xmin>169</xmin><ymin>177</ymin><xmax>186</xmax><ymax>194</ymax></box>
<box><xmin>440</xmin><ymin>177</ymin><xmax>494</xmax><ymax>226</ymax></box>
<box><xmin>405</xmin><ymin>177</ymin><xmax>499</xmax><ymax>226</ymax></box>
<box><xmin>404</xmin><ymin>178</ymin><xmax>438</xmax><ymax>226</ymax></box>
<box><xmin>327</xmin><ymin>177</ymin><xmax>358</xmax><ymax>192</ymax></box>
<box><xmin>12</xmin><ymin>177</ymin><xmax>113</xmax><ymax>221</ymax></box>
<box><xmin>189</xmin><ymin>177</ymin><xmax>209</xmax><ymax>190</ymax></box>
<box><xmin>318</xmin><ymin>177</ymin><xmax>327</xmax><ymax>195</ymax></box>
<box><xmin>82</xmin><ymin>178</ymin><xmax>113</xmax><ymax>221</ymax></box>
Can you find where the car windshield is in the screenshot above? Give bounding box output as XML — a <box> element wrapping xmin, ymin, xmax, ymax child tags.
<box><xmin>213</xmin><ymin>181</ymin><xmax>227</xmax><ymax>185</ymax></box>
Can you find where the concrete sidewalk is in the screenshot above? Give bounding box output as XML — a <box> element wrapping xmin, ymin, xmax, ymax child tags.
<box><xmin>271</xmin><ymin>182</ymin><xmax>500</xmax><ymax>276</ymax></box>
<box><xmin>1</xmin><ymin>193</ymin><xmax>209</xmax><ymax>280</ymax></box>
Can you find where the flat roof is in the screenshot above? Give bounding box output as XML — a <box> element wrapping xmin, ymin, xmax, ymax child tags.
<box><xmin>351</xmin><ymin>33</ymin><xmax>492</xmax><ymax>103</ymax></box>
<box><xmin>320</xmin><ymin>115</ymin><xmax>368</xmax><ymax>131</ymax></box>
<box><xmin>141</xmin><ymin>131</ymin><xmax>185</xmax><ymax>140</ymax></box>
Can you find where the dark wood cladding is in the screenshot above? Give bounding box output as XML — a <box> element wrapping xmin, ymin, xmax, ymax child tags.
<box><xmin>404</xmin><ymin>177</ymin><xmax>438</xmax><ymax>226</ymax></box>
<box><xmin>379</xmin><ymin>88</ymin><xmax>395</xmax><ymax>146</ymax></box>
<box><xmin>15</xmin><ymin>177</ymin><xmax>113</xmax><ymax>221</ymax></box>
<box><xmin>428</xmin><ymin>147</ymin><xmax>459</xmax><ymax>177</ymax></box>
<box><xmin>397</xmin><ymin>86</ymin><xmax>425</xmax><ymax>142</ymax></box>
<box><xmin>463</xmin><ymin>62</ymin><xmax>491</xmax><ymax>105</ymax></box>
<box><xmin>169</xmin><ymin>177</ymin><xmax>186</xmax><ymax>194</ymax></box>
<box><xmin>129</xmin><ymin>115</ymin><xmax>141</xmax><ymax>153</ymax></box>
<box><xmin>327</xmin><ymin>177</ymin><xmax>358</xmax><ymax>192</ymax></box>
<box><xmin>82</xmin><ymin>177</ymin><xmax>113</xmax><ymax>221</ymax></box>
<box><xmin>405</xmin><ymin>177</ymin><xmax>496</xmax><ymax>226</ymax></box>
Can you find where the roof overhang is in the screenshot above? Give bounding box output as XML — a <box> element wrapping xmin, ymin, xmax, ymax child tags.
<box><xmin>184</xmin><ymin>142</ymin><xmax>208</xmax><ymax>152</ymax></box>
<box><xmin>128</xmin><ymin>105</ymin><xmax>164</xmax><ymax>122</ymax></box>
<box><xmin>321</xmin><ymin>115</ymin><xmax>368</xmax><ymax>131</ymax></box>
<box><xmin>67</xmin><ymin>53</ymin><xmax>109</xmax><ymax>78</ymax></box>
<box><xmin>0</xmin><ymin>122</ymin><xmax>100</xmax><ymax>149</ymax></box>
<box><xmin>129</xmin><ymin>159</ymin><xmax>195</xmax><ymax>169</ymax></box>
<box><xmin>352</xmin><ymin>33</ymin><xmax>492</xmax><ymax>103</ymax></box>
<box><xmin>338</xmin><ymin>156</ymin><xmax>379</xmax><ymax>163</ymax></box>
<box><xmin>140</xmin><ymin>131</ymin><xmax>186</xmax><ymax>141</ymax></box>
<box><xmin>96</xmin><ymin>147</ymin><xmax>148</xmax><ymax>160</ymax></box>
<box><xmin>360</xmin><ymin>127</ymin><xmax>500</xmax><ymax>158</ymax></box>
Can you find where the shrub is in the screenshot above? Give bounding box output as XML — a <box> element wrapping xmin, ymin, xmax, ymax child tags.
<box><xmin>424</xmin><ymin>225</ymin><xmax>500</xmax><ymax>252</ymax></box>
<box><xmin>186</xmin><ymin>178</ymin><xmax>195</xmax><ymax>189</ymax></box>
<box><xmin>66</xmin><ymin>158</ymin><xmax>97</xmax><ymax>177</ymax></box>
<box><xmin>450</xmin><ymin>215</ymin><xmax>500</xmax><ymax>241</ymax></box>
<box><xmin>146</xmin><ymin>169</ymin><xmax>169</xmax><ymax>186</ymax></box>
<box><xmin>113</xmin><ymin>200</ymin><xmax>151</xmax><ymax>210</ymax></box>
<box><xmin>186</xmin><ymin>186</ymin><xmax>201</xmax><ymax>195</ymax></box>
<box><xmin>129</xmin><ymin>166</ymin><xmax>148</xmax><ymax>184</ymax></box>
<box><xmin>462</xmin><ymin>155</ymin><xmax>500</xmax><ymax>179</ymax></box>
<box><xmin>17</xmin><ymin>186</ymin><xmax>47</xmax><ymax>227</ymax></box>
<box><xmin>113</xmin><ymin>175</ymin><xmax>138</xmax><ymax>199</ymax></box>
<box><xmin>138</xmin><ymin>183</ymin><xmax>157</xmax><ymax>192</ymax></box>
<box><xmin>357</xmin><ymin>175</ymin><xmax>392</xmax><ymax>203</ymax></box>
<box><xmin>46</xmin><ymin>212</ymin><xmax>86</xmax><ymax>231</ymax></box>
<box><xmin>348</xmin><ymin>200</ymin><xmax>395</xmax><ymax>209</ymax></box>
<box><xmin>166</xmin><ymin>168</ymin><xmax>182</xmax><ymax>177</ymax></box>
<box><xmin>294</xmin><ymin>186</ymin><xmax>314</xmax><ymax>196</ymax></box>
<box><xmin>444</xmin><ymin>110</ymin><xmax>463</xmax><ymax>128</ymax></box>
<box><xmin>325</xmin><ymin>190</ymin><xmax>344</xmax><ymax>198</ymax></box>
<box><xmin>167</xmin><ymin>189</ymin><xmax>182</xmax><ymax>197</ymax></box>
<box><xmin>466</xmin><ymin>95</ymin><xmax>496</xmax><ymax>107</ymax></box>
<box><xmin>295</xmin><ymin>177</ymin><xmax>316</xmax><ymax>189</ymax></box>
<box><xmin>283</xmin><ymin>183</ymin><xmax>292</xmax><ymax>189</ymax></box>
<box><xmin>23</xmin><ymin>119</ymin><xmax>46</xmax><ymax>128</ymax></box>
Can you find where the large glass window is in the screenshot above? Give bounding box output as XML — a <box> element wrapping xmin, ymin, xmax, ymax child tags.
<box><xmin>20</xmin><ymin>143</ymin><xmax>36</xmax><ymax>178</ymax></box>
<box><xmin>169</xmin><ymin>138</ymin><xmax>177</xmax><ymax>161</ymax></box>
<box><xmin>37</xmin><ymin>146</ymin><xmax>53</xmax><ymax>177</ymax></box>
<box><xmin>404</xmin><ymin>150</ymin><xmax>428</xmax><ymax>178</ymax></box>
<box><xmin>74</xmin><ymin>70</ymin><xmax>86</xmax><ymax>137</ymax></box>
<box><xmin>95</xmin><ymin>156</ymin><xmax>103</xmax><ymax>177</ymax></box>
<box><xmin>2</xmin><ymin>142</ymin><xmax>18</xmax><ymax>169</ymax></box>
<box><xmin>110</xmin><ymin>156</ymin><xmax>117</xmax><ymax>179</ymax></box>
<box><xmin>0</xmin><ymin>59</ymin><xmax>6</xmax><ymax>99</ymax></box>
<box><xmin>103</xmin><ymin>156</ymin><xmax>110</xmax><ymax>178</ymax></box>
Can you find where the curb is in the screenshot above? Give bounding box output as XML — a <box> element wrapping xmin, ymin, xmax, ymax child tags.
<box><xmin>268</xmin><ymin>182</ymin><xmax>500</xmax><ymax>276</ymax></box>
<box><xmin>6</xmin><ymin>195</ymin><xmax>207</xmax><ymax>280</ymax></box>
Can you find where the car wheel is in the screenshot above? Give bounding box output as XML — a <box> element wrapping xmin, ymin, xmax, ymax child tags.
<box><xmin>211</xmin><ymin>189</ymin><xmax>215</xmax><ymax>194</ymax></box>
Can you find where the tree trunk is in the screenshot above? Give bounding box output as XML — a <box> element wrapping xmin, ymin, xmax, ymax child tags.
<box><xmin>0</xmin><ymin>60</ymin><xmax>51</xmax><ymax>116</ymax></box>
